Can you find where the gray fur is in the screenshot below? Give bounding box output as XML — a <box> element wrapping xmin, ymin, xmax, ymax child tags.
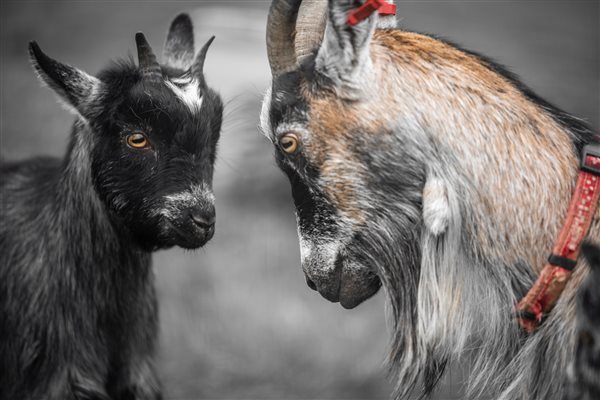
<box><xmin>315</xmin><ymin>0</ymin><xmax>377</xmax><ymax>97</ymax></box>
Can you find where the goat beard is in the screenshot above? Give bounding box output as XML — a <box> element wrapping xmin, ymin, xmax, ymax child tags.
<box><xmin>359</xmin><ymin>206</ymin><xmax>524</xmax><ymax>400</ymax></box>
<box><xmin>358</xmin><ymin>212</ymin><xmax>441</xmax><ymax>399</ymax></box>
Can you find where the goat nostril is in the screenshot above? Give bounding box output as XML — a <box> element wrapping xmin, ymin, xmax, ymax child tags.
<box><xmin>190</xmin><ymin>213</ymin><xmax>215</xmax><ymax>230</ymax></box>
<box><xmin>306</xmin><ymin>277</ymin><xmax>317</xmax><ymax>291</ymax></box>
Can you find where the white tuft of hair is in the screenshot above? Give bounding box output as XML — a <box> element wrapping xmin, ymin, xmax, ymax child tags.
<box><xmin>166</xmin><ymin>77</ymin><xmax>203</xmax><ymax>114</ymax></box>
<box><xmin>422</xmin><ymin>174</ymin><xmax>450</xmax><ymax>236</ymax></box>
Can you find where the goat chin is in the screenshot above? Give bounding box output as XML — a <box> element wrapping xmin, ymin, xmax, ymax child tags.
<box><xmin>338</xmin><ymin>266</ymin><xmax>382</xmax><ymax>309</ymax></box>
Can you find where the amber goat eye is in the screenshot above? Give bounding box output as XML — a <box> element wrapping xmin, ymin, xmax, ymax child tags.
<box><xmin>279</xmin><ymin>133</ymin><xmax>299</xmax><ymax>154</ymax></box>
<box><xmin>126</xmin><ymin>132</ymin><xmax>150</xmax><ymax>149</ymax></box>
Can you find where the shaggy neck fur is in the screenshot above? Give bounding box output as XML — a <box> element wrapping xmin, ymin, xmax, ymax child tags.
<box><xmin>3</xmin><ymin>119</ymin><xmax>157</xmax><ymax>397</ymax></box>
<box><xmin>57</xmin><ymin>120</ymin><xmax>146</xmax><ymax>257</ymax></box>
<box><xmin>366</xmin><ymin>29</ymin><xmax>595</xmax><ymax>400</ymax></box>
<box><xmin>52</xmin><ymin>120</ymin><xmax>153</xmax><ymax>334</ymax></box>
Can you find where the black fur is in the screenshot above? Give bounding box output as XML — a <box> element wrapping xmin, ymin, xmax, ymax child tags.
<box><xmin>0</xmin><ymin>14</ymin><xmax>222</xmax><ymax>400</ymax></box>
<box><xmin>565</xmin><ymin>242</ymin><xmax>600</xmax><ymax>400</ymax></box>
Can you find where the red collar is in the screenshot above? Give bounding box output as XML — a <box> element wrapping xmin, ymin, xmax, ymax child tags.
<box><xmin>516</xmin><ymin>141</ymin><xmax>600</xmax><ymax>332</ymax></box>
<box><xmin>348</xmin><ymin>0</ymin><xmax>397</xmax><ymax>26</ymax></box>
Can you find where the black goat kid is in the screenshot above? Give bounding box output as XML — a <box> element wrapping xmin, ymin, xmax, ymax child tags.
<box><xmin>0</xmin><ymin>14</ymin><xmax>223</xmax><ymax>399</ymax></box>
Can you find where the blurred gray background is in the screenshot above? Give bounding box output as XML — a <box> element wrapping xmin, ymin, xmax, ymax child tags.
<box><xmin>0</xmin><ymin>1</ymin><xmax>598</xmax><ymax>399</ymax></box>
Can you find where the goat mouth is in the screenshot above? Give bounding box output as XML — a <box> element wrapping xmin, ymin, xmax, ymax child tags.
<box><xmin>165</xmin><ymin>220</ymin><xmax>212</xmax><ymax>249</ymax></box>
<box><xmin>338</xmin><ymin>271</ymin><xmax>381</xmax><ymax>309</ymax></box>
<box><xmin>306</xmin><ymin>258</ymin><xmax>381</xmax><ymax>309</ymax></box>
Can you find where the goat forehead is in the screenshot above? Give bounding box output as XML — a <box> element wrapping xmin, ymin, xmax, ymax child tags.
<box><xmin>268</xmin><ymin>73</ymin><xmax>309</xmax><ymax>134</ymax></box>
<box><xmin>130</xmin><ymin>78</ymin><xmax>210</xmax><ymax>116</ymax></box>
<box><xmin>280</xmin><ymin>101</ymin><xmax>374</xmax><ymax>225</ymax></box>
<box><xmin>165</xmin><ymin>76</ymin><xmax>203</xmax><ymax>114</ymax></box>
<box><xmin>269</xmin><ymin>77</ymin><xmax>371</xmax><ymax>143</ymax></box>
<box><xmin>127</xmin><ymin>84</ymin><xmax>191</xmax><ymax>120</ymax></box>
<box><xmin>100</xmin><ymin>63</ymin><xmax>205</xmax><ymax>120</ymax></box>
<box><xmin>121</xmin><ymin>86</ymin><xmax>213</xmax><ymax>142</ymax></box>
<box><xmin>266</xmin><ymin>73</ymin><xmax>382</xmax><ymax>226</ymax></box>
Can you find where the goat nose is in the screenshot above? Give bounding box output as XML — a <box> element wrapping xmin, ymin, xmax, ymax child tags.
<box><xmin>190</xmin><ymin>211</ymin><xmax>215</xmax><ymax>230</ymax></box>
<box><xmin>306</xmin><ymin>276</ymin><xmax>317</xmax><ymax>291</ymax></box>
<box><xmin>303</xmin><ymin>267</ymin><xmax>341</xmax><ymax>303</ymax></box>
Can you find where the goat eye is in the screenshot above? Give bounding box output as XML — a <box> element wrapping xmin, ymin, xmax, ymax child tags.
<box><xmin>126</xmin><ymin>132</ymin><xmax>150</xmax><ymax>149</ymax></box>
<box><xmin>279</xmin><ymin>133</ymin><xmax>299</xmax><ymax>154</ymax></box>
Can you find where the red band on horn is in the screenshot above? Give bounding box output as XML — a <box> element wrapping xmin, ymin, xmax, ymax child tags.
<box><xmin>378</xmin><ymin>3</ymin><xmax>397</xmax><ymax>17</ymax></box>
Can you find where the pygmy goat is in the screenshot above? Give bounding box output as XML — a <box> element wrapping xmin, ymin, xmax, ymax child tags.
<box><xmin>262</xmin><ymin>1</ymin><xmax>596</xmax><ymax>399</ymax></box>
<box><xmin>0</xmin><ymin>14</ymin><xmax>223</xmax><ymax>399</ymax></box>
<box><xmin>565</xmin><ymin>242</ymin><xmax>600</xmax><ymax>400</ymax></box>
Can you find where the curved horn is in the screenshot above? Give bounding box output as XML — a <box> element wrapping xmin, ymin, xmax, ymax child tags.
<box><xmin>192</xmin><ymin>36</ymin><xmax>216</xmax><ymax>82</ymax></box>
<box><xmin>266</xmin><ymin>0</ymin><xmax>302</xmax><ymax>78</ymax></box>
<box><xmin>294</xmin><ymin>0</ymin><xmax>328</xmax><ymax>66</ymax></box>
<box><xmin>135</xmin><ymin>32</ymin><xmax>162</xmax><ymax>81</ymax></box>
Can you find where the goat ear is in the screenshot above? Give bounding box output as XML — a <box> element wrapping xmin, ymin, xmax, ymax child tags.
<box><xmin>29</xmin><ymin>41</ymin><xmax>99</xmax><ymax>118</ymax></box>
<box><xmin>315</xmin><ymin>0</ymin><xmax>377</xmax><ymax>91</ymax></box>
<box><xmin>163</xmin><ymin>13</ymin><xmax>195</xmax><ymax>70</ymax></box>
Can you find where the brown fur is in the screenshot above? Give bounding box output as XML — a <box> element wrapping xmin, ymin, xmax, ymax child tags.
<box><xmin>304</xmin><ymin>29</ymin><xmax>590</xmax><ymax>277</ymax></box>
<box><xmin>264</xmin><ymin>4</ymin><xmax>596</xmax><ymax>394</ymax></box>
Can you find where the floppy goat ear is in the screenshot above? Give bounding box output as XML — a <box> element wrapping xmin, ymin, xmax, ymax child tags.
<box><xmin>163</xmin><ymin>13</ymin><xmax>195</xmax><ymax>70</ymax></box>
<box><xmin>315</xmin><ymin>0</ymin><xmax>377</xmax><ymax>91</ymax></box>
<box><xmin>29</xmin><ymin>41</ymin><xmax>100</xmax><ymax>119</ymax></box>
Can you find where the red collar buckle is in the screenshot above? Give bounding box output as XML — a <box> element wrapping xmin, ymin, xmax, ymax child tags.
<box><xmin>347</xmin><ymin>0</ymin><xmax>397</xmax><ymax>26</ymax></box>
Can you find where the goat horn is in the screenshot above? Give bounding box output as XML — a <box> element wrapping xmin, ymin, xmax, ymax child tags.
<box><xmin>266</xmin><ymin>0</ymin><xmax>302</xmax><ymax>78</ymax></box>
<box><xmin>295</xmin><ymin>0</ymin><xmax>327</xmax><ymax>66</ymax></box>
<box><xmin>135</xmin><ymin>32</ymin><xmax>162</xmax><ymax>81</ymax></box>
<box><xmin>192</xmin><ymin>36</ymin><xmax>216</xmax><ymax>83</ymax></box>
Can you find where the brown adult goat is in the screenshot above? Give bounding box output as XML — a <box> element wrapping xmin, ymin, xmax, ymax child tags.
<box><xmin>260</xmin><ymin>1</ymin><xmax>597</xmax><ymax>399</ymax></box>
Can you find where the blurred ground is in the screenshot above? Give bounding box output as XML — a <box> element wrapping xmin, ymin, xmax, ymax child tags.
<box><xmin>0</xmin><ymin>1</ymin><xmax>598</xmax><ymax>399</ymax></box>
